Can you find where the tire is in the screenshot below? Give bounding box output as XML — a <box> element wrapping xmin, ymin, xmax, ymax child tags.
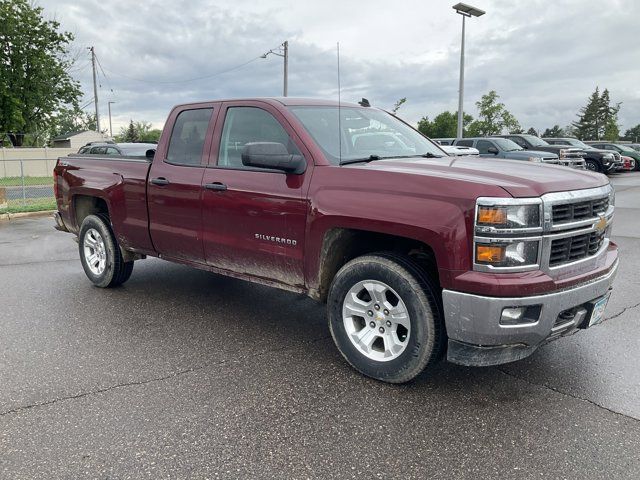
<box><xmin>585</xmin><ymin>160</ymin><xmax>600</xmax><ymax>173</ymax></box>
<box><xmin>78</xmin><ymin>214</ymin><xmax>134</xmax><ymax>288</ymax></box>
<box><xmin>327</xmin><ymin>252</ymin><xmax>445</xmax><ymax>383</ymax></box>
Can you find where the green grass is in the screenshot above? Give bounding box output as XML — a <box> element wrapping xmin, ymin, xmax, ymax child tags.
<box><xmin>0</xmin><ymin>197</ymin><xmax>56</xmax><ymax>214</ymax></box>
<box><xmin>0</xmin><ymin>176</ymin><xmax>53</xmax><ymax>186</ymax></box>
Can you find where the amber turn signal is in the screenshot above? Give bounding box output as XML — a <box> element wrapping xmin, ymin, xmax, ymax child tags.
<box><xmin>477</xmin><ymin>206</ymin><xmax>507</xmax><ymax>225</ymax></box>
<box><xmin>476</xmin><ymin>245</ymin><xmax>505</xmax><ymax>263</ymax></box>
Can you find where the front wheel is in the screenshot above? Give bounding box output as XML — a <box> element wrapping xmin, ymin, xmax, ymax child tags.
<box><xmin>79</xmin><ymin>214</ymin><xmax>134</xmax><ymax>288</ymax></box>
<box><xmin>327</xmin><ymin>253</ymin><xmax>444</xmax><ymax>383</ymax></box>
<box><xmin>585</xmin><ymin>159</ymin><xmax>601</xmax><ymax>172</ymax></box>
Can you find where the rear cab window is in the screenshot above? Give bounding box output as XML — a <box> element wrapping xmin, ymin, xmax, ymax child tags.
<box><xmin>166</xmin><ymin>108</ymin><xmax>214</xmax><ymax>166</ymax></box>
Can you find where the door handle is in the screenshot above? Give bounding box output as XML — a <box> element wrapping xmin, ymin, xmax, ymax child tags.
<box><xmin>204</xmin><ymin>182</ymin><xmax>227</xmax><ymax>191</ymax></box>
<box><xmin>151</xmin><ymin>177</ymin><xmax>170</xmax><ymax>186</ymax></box>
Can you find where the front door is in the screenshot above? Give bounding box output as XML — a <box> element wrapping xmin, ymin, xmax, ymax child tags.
<box><xmin>147</xmin><ymin>104</ymin><xmax>217</xmax><ymax>262</ymax></box>
<box><xmin>201</xmin><ymin>102</ymin><xmax>312</xmax><ymax>288</ymax></box>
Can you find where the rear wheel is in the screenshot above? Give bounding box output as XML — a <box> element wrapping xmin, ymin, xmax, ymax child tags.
<box><xmin>79</xmin><ymin>214</ymin><xmax>134</xmax><ymax>288</ymax></box>
<box><xmin>327</xmin><ymin>253</ymin><xmax>444</xmax><ymax>383</ymax></box>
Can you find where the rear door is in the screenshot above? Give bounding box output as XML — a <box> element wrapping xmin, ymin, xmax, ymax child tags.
<box><xmin>200</xmin><ymin>101</ymin><xmax>313</xmax><ymax>288</ymax></box>
<box><xmin>147</xmin><ymin>103</ymin><xmax>218</xmax><ymax>262</ymax></box>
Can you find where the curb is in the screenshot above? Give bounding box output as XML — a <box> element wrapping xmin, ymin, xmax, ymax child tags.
<box><xmin>0</xmin><ymin>210</ymin><xmax>56</xmax><ymax>222</ymax></box>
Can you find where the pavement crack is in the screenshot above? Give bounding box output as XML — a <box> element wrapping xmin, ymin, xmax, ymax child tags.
<box><xmin>495</xmin><ymin>367</ymin><xmax>640</xmax><ymax>423</ymax></box>
<box><xmin>606</xmin><ymin>301</ymin><xmax>640</xmax><ymax>321</ymax></box>
<box><xmin>0</xmin><ymin>335</ymin><xmax>331</xmax><ymax>417</ymax></box>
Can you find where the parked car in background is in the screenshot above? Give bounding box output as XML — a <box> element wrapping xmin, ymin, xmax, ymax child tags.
<box><xmin>433</xmin><ymin>138</ymin><xmax>455</xmax><ymax>145</ymax></box>
<box><xmin>439</xmin><ymin>145</ymin><xmax>479</xmax><ymax>156</ymax></box>
<box><xmin>585</xmin><ymin>142</ymin><xmax>640</xmax><ymax>171</ymax></box>
<box><xmin>78</xmin><ymin>142</ymin><xmax>157</xmax><ymax>157</ymax></box>
<box><xmin>492</xmin><ymin>134</ymin><xmax>586</xmax><ymax>169</ymax></box>
<box><xmin>454</xmin><ymin>137</ymin><xmax>559</xmax><ymax>164</ymax></box>
<box><xmin>543</xmin><ymin>137</ymin><xmax>621</xmax><ymax>173</ymax></box>
<box><xmin>621</xmin><ymin>156</ymin><xmax>636</xmax><ymax>171</ymax></box>
<box><xmin>627</xmin><ymin>144</ymin><xmax>640</xmax><ymax>152</ymax></box>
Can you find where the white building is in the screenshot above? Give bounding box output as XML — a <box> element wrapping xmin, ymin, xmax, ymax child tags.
<box><xmin>51</xmin><ymin>131</ymin><xmax>110</xmax><ymax>149</ymax></box>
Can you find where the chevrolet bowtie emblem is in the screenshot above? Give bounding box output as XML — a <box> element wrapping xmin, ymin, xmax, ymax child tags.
<box><xmin>594</xmin><ymin>215</ymin><xmax>607</xmax><ymax>233</ymax></box>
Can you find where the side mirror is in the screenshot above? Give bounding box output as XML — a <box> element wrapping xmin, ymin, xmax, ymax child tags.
<box><xmin>241</xmin><ymin>142</ymin><xmax>305</xmax><ymax>174</ymax></box>
<box><xmin>145</xmin><ymin>149</ymin><xmax>156</xmax><ymax>160</ymax></box>
<box><xmin>487</xmin><ymin>146</ymin><xmax>499</xmax><ymax>155</ymax></box>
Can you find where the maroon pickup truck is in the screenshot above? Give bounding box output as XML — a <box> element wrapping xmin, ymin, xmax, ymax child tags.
<box><xmin>53</xmin><ymin>98</ymin><xmax>618</xmax><ymax>383</ymax></box>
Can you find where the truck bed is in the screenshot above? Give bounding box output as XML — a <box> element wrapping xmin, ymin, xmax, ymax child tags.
<box><xmin>55</xmin><ymin>155</ymin><xmax>155</xmax><ymax>254</ymax></box>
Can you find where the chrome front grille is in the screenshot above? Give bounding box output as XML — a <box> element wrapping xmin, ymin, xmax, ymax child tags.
<box><xmin>541</xmin><ymin>185</ymin><xmax>614</xmax><ymax>272</ymax></box>
<box><xmin>549</xmin><ymin>230</ymin><xmax>606</xmax><ymax>267</ymax></box>
<box><xmin>552</xmin><ymin>196</ymin><xmax>609</xmax><ymax>224</ymax></box>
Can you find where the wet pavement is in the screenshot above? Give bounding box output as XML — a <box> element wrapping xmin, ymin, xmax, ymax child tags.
<box><xmin>1</xmin><ymin>173</ymin><xmax>639</xmax><ymax>479</ymax></box>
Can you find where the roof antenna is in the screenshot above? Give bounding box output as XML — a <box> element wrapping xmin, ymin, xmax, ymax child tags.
<box><xmin>337</xmin><ymin>42</ymin><xmax>342</xmax><ymax>165</ymax></box>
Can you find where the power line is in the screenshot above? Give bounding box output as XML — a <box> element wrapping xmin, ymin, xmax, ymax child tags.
<box><xmin>98</xmin><ymin>44</ymin><xmax>283</xmax><ymax>85</ymax></box>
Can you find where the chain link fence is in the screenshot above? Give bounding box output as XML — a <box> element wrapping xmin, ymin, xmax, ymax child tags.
<box><xmin>0</xmin><ymin>159</ymin><xmax>56</xmax><ymax>214</ymax></box>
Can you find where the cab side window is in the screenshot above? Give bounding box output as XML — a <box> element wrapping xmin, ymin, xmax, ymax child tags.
<box><xmin>456</xmin><ymin>140</ymin><xmax>474</xmax><ymax>147</ymax></box>
<box><xmin>105</xmin><ymin>147</ymin><xmax>119</xmax><ymax>155</ymax></box>
<box><xmin>218</xmin><ymin>107</ymin><xmax>301</xmax><ymax>169</ymax></box>
<box><xmin>166</xmin><ymin>108</ymin><xmax>213</xmax><ymax>166</ymax></box>
<box><xmin>476</xmin><ymin>140</ymin><xmax>493</xmax><ymax>154</ymax></box>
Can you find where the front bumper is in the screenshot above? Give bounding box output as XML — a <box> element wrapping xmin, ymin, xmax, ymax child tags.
<box><xmin>443</xmin><ymin>260</ymin><xmax>618</xmax><ymax>367</ymax></box>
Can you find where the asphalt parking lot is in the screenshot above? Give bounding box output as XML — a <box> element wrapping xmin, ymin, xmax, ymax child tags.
<box><xmin>1</xmin><ymin>173</ymin><xmax>639</xmax><ymax>479</ymax></box>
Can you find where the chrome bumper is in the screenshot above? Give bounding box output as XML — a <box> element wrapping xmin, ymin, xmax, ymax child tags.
<box><xmin>443</xmin><ymin>260</ymin><xmax>618</xmax><ymax>366</ymax></box>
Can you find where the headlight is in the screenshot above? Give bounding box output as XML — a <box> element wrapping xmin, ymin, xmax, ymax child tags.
<box><xmin>475</xmin><ymin>240</ymin><xmax>539</xmax><ymax>268</ymax></box>
<box><xmin>608</xmin><ymin>185</ymin><xmax>615</xmax><ymax>206</ymax></box>
<box><xmin>474</xmin><ymin>197</ymin><xmax>543</xmax><ymax>272</ymax></box>
<box><xmin>476</xmin><ymin>204</ymin><xmax>541</xmax><ymax>230</ymax></box>
<box><xmin>559</xmin><ymin>149</ymin><xmax>568</xmax><ymax>159</ymax></box>
<box><xmin>528</xmin><ymin>156</ymin><xmax>542</xmax><ymax>162</ymax></box>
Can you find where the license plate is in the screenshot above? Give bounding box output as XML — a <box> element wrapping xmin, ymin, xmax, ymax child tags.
<box><xmin>588</xmin><ymin>293</ymin><xmax>611</xmax><ymax>327</ymax></box>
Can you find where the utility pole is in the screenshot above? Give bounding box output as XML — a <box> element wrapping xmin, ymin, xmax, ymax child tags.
<box><xmin>261</xmin><ymin>41</ymin><xmax>289</xmax><ymax>97</ymax></box>
<box><xmin>107</xmin><ymin>101</ymin><xmax>116</xmax><ymax>138</ymax></box>
<box><xmin>283</xmin><ymin>40</ymin><xmax>288</xmax><ymax>97</ymax></box>
<box><xmin>89</xmin><ymin>46</ymin><xmax>101</xmax><ymax>133</ymax></box>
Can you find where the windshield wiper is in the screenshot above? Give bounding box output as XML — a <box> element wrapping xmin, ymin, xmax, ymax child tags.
<box><xmin>421</xmin><ymin>152</ymin><xmax>445</xmax><ymax>158</ymax></box>
<box><xmin>339</xmin><ymin>154</ymin><xmax>382</xmax><ymax>166</ymax></box>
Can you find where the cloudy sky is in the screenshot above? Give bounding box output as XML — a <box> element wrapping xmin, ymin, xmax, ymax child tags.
<box><xmin>38</xmin><ymin>0</ymin><xmax>639</xmax><ymax>135</ymax></box>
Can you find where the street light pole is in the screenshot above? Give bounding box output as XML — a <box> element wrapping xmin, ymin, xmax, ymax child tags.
<box><xmin>107</xmin><ymin>101</ymin><xmax>116</xmax><ymax>138</ymax></box>
<box><xmin>261</xmin><ymin>41</ymin><xmax>289</xmax><ymax>97</ymax></box>
<box><xmin>453</xmin><ymin>3</ymin><xmax>485</xmax><ymax>139</ymax></box>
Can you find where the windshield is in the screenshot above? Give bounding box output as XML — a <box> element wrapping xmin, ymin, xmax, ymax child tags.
<box><xmin>617</xmin><ymin>144</ymin><xmax>636</xmax><ymax>153</ymax></box>
<box><xmin>289</xmin><ymin>106</ymin><xmax>446</xmax><ymax>164</ymax></box>
<box><xmin>119</xmin><ymin>145</ymin><xmax>155</xmax><ymax>156</ymax></box>
<box><xmin>520</xmin><ymin>134</ymin><xmax>549</xmax><ymax>147</ymax></box>
<box><xmin>493</xmin><ymin>138</ymin><xmax>522</xmax><ymax>151</ymax></box>
<box><xmin>565</xmin><ymin>139</ymin><xmax>591</xmax><ymax>149</ymax></box>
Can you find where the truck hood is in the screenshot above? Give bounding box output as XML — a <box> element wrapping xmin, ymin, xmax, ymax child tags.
<box><xmin>351</xmin><ymin>156</ymin><xmax>608</xmax><ymax>197</ymax></box>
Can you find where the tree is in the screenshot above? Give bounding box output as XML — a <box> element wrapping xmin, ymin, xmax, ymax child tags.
<box><xmin>116</xmin><ymin>120</ymin><xmax>161</xmax><ymax>143</ymax></box>
<box><xmin>542</xmin><ymin>125</ymin><xmax>564</xmax><ymax>137</ymax></box>
<box><xmin>417</xmin><ymin>111</ymin><xmax>473</xmax><ymax>138</ymax></box>
<box><xmin>49</xmin><ymin>107</ymin><xmax>98</xmax><ymax>138</ymax></box>
<box><xmin>466</xmin><ymin>91</ymin><xmax>521</xmax><ymax>136</ymax></box>
<box><xmin>391</xmin><ymin>98</ymin><xmax>406</xmax><ymax>114</ymax></box>
<box><xmin>624</xmin><ymin>124</ymin><xmax>640</xmax><ymax>142</ymax></box>
<box><xmin>573</xmin><ymin>87</ymin><xmax>621</xmax><ymax>141</ymax></box>
<box><xmin>527</xmin><ymin>127</ymin><xmax>538</xmax><ymax>136</ymax></box>
<box><xmin>0</xmin><ymin>0</ymin><xmax>82</xmax><ymax>146</ymax></box>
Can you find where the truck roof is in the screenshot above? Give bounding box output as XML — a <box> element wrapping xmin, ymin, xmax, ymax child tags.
<box><xmin>174</xmin><ymin>97</ymin><xmax>363</xmax><ymax>109</ymax></box>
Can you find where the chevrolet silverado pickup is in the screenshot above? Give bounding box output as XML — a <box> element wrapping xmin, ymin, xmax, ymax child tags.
<box><xmin>53</xmin><ymin>98</ymin><xmax>618</xmax><ymax>383</ymax></box>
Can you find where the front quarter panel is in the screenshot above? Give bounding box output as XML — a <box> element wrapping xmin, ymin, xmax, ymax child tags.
<box><xmin>304</xmin><ymin>165</ymin><xmax>509</xmax><ymax>291</ymax></box>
